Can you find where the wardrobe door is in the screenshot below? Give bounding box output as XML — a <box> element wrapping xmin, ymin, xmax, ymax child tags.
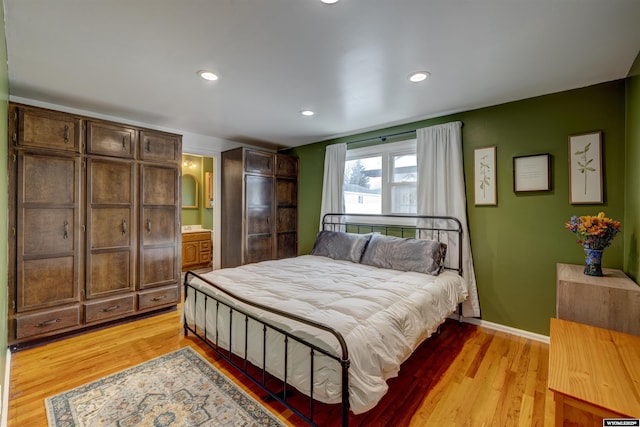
<box><xmin>86</xmin><ymin>158</ymin><xmax>136</xmax><ymax>300</ymax></box>
<box><xmin>245</xmin><ymin>174</ymin><xmax>274</xmax><ymax>263</ymax></box>
<box><xmin>15</xmin><ymin>152</ymin><xmax>82</xmax><ymax>312</ymax></box>
<box><xmin>139</xmin><ymin>164</ymin><xmax>179</xmax><ymax>290</ymax></box>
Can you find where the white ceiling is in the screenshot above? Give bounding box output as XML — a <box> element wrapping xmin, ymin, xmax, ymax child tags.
<box><xmin>5</xmin><ymin>0</ymin><xmax>640</xmax><ymax>149</ymax></box>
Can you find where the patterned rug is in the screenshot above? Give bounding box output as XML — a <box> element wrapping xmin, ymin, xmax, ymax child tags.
<box><xmin>45</xmin><ymin>346</ymin><xmax>286</xmax><ymax>427</ymax></box>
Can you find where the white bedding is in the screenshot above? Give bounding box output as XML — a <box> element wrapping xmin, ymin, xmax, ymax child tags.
<box><xmin>183</xmin><ymin>254</ymin><xmax>468</xmax><ymax>414</ymax></box>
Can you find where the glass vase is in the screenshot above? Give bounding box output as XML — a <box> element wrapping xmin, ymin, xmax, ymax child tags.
<box><xmin>583</xmin><ymin>248</ymin><xmax>604</xmax><ymax>276</ymax></box>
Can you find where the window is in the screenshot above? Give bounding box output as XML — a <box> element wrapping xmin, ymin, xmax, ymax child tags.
<box><xmin>343</xmin><ymin>139</ymin><xmax>417</xmax><ymax>214</ymax></box>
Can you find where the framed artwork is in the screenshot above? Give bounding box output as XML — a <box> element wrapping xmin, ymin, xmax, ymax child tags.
<box><xmin>474</xmin><ymin>146</ymin><xmax>497</xmax><ymax>205</ymax></box>
<box><xmin>513</xmin><ymin>153</ymin><xmax>551</xmax><ymax>192</ymax></box>
<box><xmin>569</xmin><ymin>131</ymin><xmax>603</xmax><ymax>204</ymax></box>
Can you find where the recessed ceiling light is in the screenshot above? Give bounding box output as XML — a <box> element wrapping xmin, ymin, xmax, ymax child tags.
<box><xmin>408</xmin><ymin>71</ymin><xmax>430</xmax><ymax>83</ymax></box>
<box><xmin>321</xmin><ymin>0</ymin><xmax>339</xmax><ymax>4</ymax></box>
<box><xmin>300</xmin><ymin>110</ymin><xmax>315</xmax><ymax>116</ymax></box>
<box><xmin>197</xmin><ymin>70</ymin><xmax>219</xmax><ymax>81</ymax></box>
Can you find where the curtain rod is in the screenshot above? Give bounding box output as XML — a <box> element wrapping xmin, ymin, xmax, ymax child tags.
<box><xmin>346</xmin><ymin>130</ymin><xmax>416</xmax><ymax>145</ymax></box>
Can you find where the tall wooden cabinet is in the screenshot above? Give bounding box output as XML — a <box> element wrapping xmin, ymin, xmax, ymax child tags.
<box><xmin>221</xmin><ymin>148</ymin><xmax>298</xmax><ymax>268</ymax></box>
<box><xmin>7</xmin><ymin>103</ymin><xmax>182</xmax><ymax>348</ymax></box>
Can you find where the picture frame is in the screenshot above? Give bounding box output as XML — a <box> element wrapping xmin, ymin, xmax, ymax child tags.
<box><xmin>569</xmin><ymin>131</ymin><xmax>603</xmax><ymax>204</ymax></box>
<box><xmin>513</xmin><ymin>153</ymin><xmax>551</xmax><ymax>192</ymax></box>
<box><xmin>474</xmin><ymin>146</ymin><xmax>497</xmax><ymax>205</ymax></box>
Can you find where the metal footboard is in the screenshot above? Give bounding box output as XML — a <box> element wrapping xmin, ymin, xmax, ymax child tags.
<box><xmin>183</xmin><ymin>271</ymin><xmax>351</xmax><ymax>426</ymax></box>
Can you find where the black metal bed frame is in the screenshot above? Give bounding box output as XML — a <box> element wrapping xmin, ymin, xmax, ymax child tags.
<box><xmin>182</xmin><ymin>214</ymin><xmax>463</xmax><ymax>426</ymax></box>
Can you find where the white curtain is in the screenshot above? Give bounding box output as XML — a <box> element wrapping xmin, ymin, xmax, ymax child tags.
<box><xmin>416</xmin><ymin>122</ymin><xmax>480</xmax><ymax>318</ymax></box>
<box><xmin>319</xmin><ymin>143</ymin><xmax>347</xmax><ymax>231</ymax></box>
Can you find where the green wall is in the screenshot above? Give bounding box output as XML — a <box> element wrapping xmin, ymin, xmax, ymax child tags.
<box><xmin>625</xmin><ymin>67</ymin><xmax>640</xmax><ymax>280</ymax></box>
<box><xmin>0</xmin><ymin>3</ymin><xmax>8</xmax><ymax>404</ymax></box>
<box><xmin>290</xmin><ymin>80</ymin><xmax>627</xmax><ymax>335</ymax></box>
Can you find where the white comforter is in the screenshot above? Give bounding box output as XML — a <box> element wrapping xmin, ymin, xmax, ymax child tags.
<box><xmin>183</xmin><ymin>255</ymin><xmax>468</xmax><ymax>414</ymax></box>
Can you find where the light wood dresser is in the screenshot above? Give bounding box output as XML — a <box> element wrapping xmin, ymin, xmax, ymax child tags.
<box><xmin>556</xmin><ymin>263</ymin><xmax>640</xmax><ymax>336</ymax></box>
<box><xmin>548</xmin><ymin>318</ymin><xmax>640</xmax><ymax>425</ymax></box>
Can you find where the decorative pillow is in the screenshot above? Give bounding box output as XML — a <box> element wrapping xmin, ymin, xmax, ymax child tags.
<box><xmin>310</xmin><ymin>231</ymin><xmax>372</xmax><ymax>263</ymax></box>
<box><xmin>360</xmin><ymin>234</ymin><xmax>447</xmax><ymax>275</ymax></box>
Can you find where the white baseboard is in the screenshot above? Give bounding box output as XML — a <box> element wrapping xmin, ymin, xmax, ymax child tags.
<box><xmin>462</xmin><ymin>317</ymin><xmax>550</xmax><ymax>344</ymax></box>
<box><xmin>1</xmin><ymin>349</ymin><xmax>10</xmax><ymax>427</ymax></box>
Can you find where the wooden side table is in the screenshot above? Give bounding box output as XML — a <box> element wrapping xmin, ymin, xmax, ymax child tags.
<box><xmin>556</xmin><ymin>263</ymin><xmax>640</xmax><ymax>336</ymax></box>
<box><xmin>548</xmin><ymin>318</ymin><xmax>640</xmax><ymax>425</ymax></box>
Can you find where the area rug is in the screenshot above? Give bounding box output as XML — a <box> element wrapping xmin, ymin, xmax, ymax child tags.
<box><xmin>45</xmin><ymin>346</ymin><xmax>286</xmax><ymax>427</ymax></box>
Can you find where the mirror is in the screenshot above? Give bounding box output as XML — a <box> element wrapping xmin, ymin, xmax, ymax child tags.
<box><xmin>182</xmin><ymin>174</ymin><xmax>199</xmax><ymax>208</ymax></box>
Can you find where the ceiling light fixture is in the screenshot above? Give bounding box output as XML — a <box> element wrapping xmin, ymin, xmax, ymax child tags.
<box><xmin>197</xmin><ymin>70</ymin><xmax>219</xmax><ymax>81</ymax></box>
<box><xmin>408</xmin><ymin>71</ymin><xmax>430</xmax><ymax>83</ymax></box>
<box><xmin>321</xmin><ymin>0</ymin><xmax>339</xmax><ymax>4</ymax></box>
<box><xmin>300</xmin><ymin>110</ymin><xmax>315</xmax><ymax>116</ymax></box>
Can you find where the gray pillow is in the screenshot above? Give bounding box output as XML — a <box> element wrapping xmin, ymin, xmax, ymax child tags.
<box><xmin>360</xmin><ymin>234</ymin><xmax>447</xmax><ymax>275</ymax></box>
<box><xmin>311</xmin><ymin>231</ymin><xmax>372</xmax><ymax>263</ymax></box>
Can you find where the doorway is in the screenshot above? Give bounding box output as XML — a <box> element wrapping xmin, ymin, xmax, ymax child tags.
<box><xmin>181</xmin><ymin>153</ymin><xmax>216</xmax><ymax>269</ymax></box>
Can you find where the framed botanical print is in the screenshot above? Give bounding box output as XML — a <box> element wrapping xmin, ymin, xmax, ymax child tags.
<box><xmin>569</xmin><ymin>131</ymin><xmax>603</xmax><ymax>204</ymax></box>
<box><xmin>474</xmin><ymin>146</ymin><xmax>497</xmax><ymax>205</ymax></box>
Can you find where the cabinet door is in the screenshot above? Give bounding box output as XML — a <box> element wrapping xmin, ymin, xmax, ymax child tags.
<box><xmin>245</xmin><ymin>150</ymin><xmax>274</xmax><ymax>175</ymax></box>
<box><xmin>139</xmin><ymin>130</ymin><xmax>181</xmax><ymax>164</ymax></box>
<box><xmin>246</xmin><ymin>175</ymin><xmax>274</xmax><ymax>234</ymax></box>
<box><xmin>86</xmin><ymin>158</ymin><xmax>136</xmax><ymax>298</ymax></box>
<box><xmin>247</xmin><ymin>206</ymin><xmax>273</xmax><ymax>235</ymax></box>
<box><xmin>276</xmin><ymin>179</ymin><xmax>296</xmax><ymax>206</ymax></box>
<box><xmin>277</xmin><ymin>234</ymin><xmax>298</xmax><ymax>259</ymax></box>
<box><xmin>246</xmin><ymin>175</ymin><xmax>273</xmax><ymax>206</ymax></box>
<box><xmin>247</xmin><ymin>235</ymin><xmax>273</xmax><ymax>264</ymax></box>
<box><xmin>182</xmin><ymin>241</ymin><xmax>199</xmax><ymax>270</ymax></box>
<box><xmin>139</xmin><ymin>164</ymin><xmax>179</xmax><ymax>289</ymax></box>
<box><xmin>277</xmin><ymin>207</ymin><xmax>297</xmax><ymax>233</ymax></box>
<box><xmin>16</xmin><ymin>107</ymin><xmax>80</xmax><ymax>152</ymax></box>
<box><xmin>86</xmin><ymin>121</ymin><xmax>137</xmax><ymax>159</ymax></box>
<box><xmin>245</xmin><ymin>174</ymin><xmax>274</xmax><ymax>263</ymax></box>
<box><xmin>16</xmin><ymin>152</ymin><xmax>81</xmax><ymax>311</ymax></box>
<box><xmin>276</xmin><ymin>154</ymin><xmax>298</xmax><ymax>178</ymax></box>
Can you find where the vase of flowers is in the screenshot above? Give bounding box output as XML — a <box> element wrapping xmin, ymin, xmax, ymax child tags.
<box><xmin>565</xmin><ymin>212</ymin><xmax>621</xmax><ymax>276</ymax></box>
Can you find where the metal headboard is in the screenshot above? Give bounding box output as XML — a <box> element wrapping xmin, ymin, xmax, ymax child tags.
<box><xmin>321</xmin><ymin>213</ymin><xmax>464</xmax><ymax>276</ymax></box>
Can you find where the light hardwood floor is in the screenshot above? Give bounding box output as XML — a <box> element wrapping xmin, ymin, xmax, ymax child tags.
<box><xmin>8</xmin><ymin>305</ymin><xmax>555</xmax><ymax>426</ymax></box>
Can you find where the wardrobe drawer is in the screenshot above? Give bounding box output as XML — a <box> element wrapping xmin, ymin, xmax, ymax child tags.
<box><xmin>15</xmin><ymin>306</ymin><xmax>80</xmax><ymax>339</ymax></box>
<box><xmin>84</xmin><ymin>294</ymin><xmax>135</xmax><ymax>323</ymax></box>
<box><xmin>86</xmin><ymin>121</ymin><xmax>137</xmax><ymax>158</ymax></box>
<box><xmin>138</xmin><ymin>286</ymin><xmax>179</xmax><ymax>310</ymax></box>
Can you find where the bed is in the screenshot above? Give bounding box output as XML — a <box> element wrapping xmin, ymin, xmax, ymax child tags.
<box><xmin>183</xmin><ymin>214</ymin><xmax>468</xmax><ymax>426</ymax></box>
